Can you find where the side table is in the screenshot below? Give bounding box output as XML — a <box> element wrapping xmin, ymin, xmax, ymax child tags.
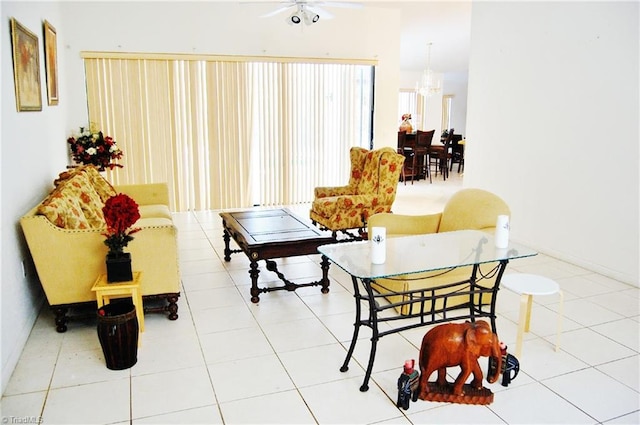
<box><xmin>91</xmin><ymin>271</ymin><xmax>145</xmax><ymax>333</ymax></box>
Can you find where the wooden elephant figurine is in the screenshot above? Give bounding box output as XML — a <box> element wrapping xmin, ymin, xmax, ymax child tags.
<box><xmin>418</xmin><ymin>320</ymin><xmax>502</xmax><ymax>398</ymax></box>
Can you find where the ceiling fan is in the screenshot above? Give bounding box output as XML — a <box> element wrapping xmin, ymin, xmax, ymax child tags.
<box><xmin>251</xmin><ymin>1</ymin><xmax>363</xmax><ymax>26</ymax></box>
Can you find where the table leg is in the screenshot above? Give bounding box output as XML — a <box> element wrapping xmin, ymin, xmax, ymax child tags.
<box><xmin>96</xmin><ymin>294</ymin><xmax>105</xmax><ymax>309</ymax></box>
<box><xmin>359</xmin><ymin>278</ymin><xmax>380</xmax><ymax>392</ymax></box>
<box><xmin>222</xmin><ymin>228</ymin><xmax>232</xmax><ymax>262</ymax></box>
<box><xmin>249</xmin><ymin>260</ymin><xmax>261</xmax><ymax>303</ymax></box>
<box><xmin>320</xmin><ymin>255</ymin><xmax>330</xmax><ymax>294</ymax></box>
<box><xmin>340</xmin><ymin>276</ymin><xmax>362</xmax><ymax>374</ymax></box>
<box><xmin>133</xmin><ymin>287</ymin><xmax>145</xmax><ymax>332</ymax></box>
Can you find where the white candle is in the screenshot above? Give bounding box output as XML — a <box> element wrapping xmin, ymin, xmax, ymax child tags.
<box><xmin>495</xmin><ymin>215</ymin><xmax>510</xmax><ymax>248</ymax></box>
<box><xmin>370</xmin><ymin>227</ymin><xmax>386</xmax><ymax>264</ymax></box>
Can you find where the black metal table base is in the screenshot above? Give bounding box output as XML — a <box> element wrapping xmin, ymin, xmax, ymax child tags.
<box><xmin>340</xmin><ymin>260</ymin><xmax>508</xmax><ymax>392</ymax></box>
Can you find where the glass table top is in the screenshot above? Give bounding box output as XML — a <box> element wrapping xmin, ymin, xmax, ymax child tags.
<box><xmin>317</xmin><ymin>230</ymin><xmax>537</xmax><ymax>279</ymax></box>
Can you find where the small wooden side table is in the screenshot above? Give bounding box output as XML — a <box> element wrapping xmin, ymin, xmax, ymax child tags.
<box><xmin>92</xmin><ymin>271</ymin><xmax>145</xmax><ymax>333</ymax></box>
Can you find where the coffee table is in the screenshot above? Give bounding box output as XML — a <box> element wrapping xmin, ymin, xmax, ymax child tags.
<box><xmin>318</xmin><ymin>230</ymin><xmax>537</xmax><ymax>391</ymax></box>
<box><xmin>220</xmin><ymin>208</ymin><xmax>334</xmax><ymax>303</ymax></box>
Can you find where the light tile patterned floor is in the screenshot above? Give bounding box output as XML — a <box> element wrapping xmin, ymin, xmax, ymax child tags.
<box><xmin>2</xmin><ymin>173</ymin><xmax>639</xmax><ymax>424</ymax></box>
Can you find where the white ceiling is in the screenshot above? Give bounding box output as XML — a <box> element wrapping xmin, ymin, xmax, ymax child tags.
<box><xmin>242</xmin><ymin>0</ymin><xmax>472</xmax><ymax>74</ymax></box>
<box><xmin>369</xmin><ymin>1</ymin><xmax>471</xmax><ymax>74</ymax></box>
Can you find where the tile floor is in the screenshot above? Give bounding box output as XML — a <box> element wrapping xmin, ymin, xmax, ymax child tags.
<box><xmin>2</xmin><ymin>172</ymin><xmax>639</xmax><ymax>424</ymax></box>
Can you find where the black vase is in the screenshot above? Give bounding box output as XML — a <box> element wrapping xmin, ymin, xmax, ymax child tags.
<box><xmin>106</xmin><ymin>252</ymin><xmax>133</xmax><ymax>283</ymax></box>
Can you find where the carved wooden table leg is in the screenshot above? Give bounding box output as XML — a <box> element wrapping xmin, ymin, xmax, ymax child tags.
<box><xmin>249</xmin><ymin>259</ymin><xmax>261</xmax><ymax>303</ymax></box>
<box><xmin>223</xmin><ymin>229</ymin><xmax>232</xmax><ymax>262</ymax></box>
<box><xmin>320</xmin><ymin>255</ymin><xmax>330</xmax><ymax>294</ymax></box>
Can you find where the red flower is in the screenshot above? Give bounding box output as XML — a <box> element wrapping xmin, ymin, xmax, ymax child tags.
<box><xmin>102</xmin><ymin>194</ymin><xmax>141</xmax><ymax>255</ymax></box>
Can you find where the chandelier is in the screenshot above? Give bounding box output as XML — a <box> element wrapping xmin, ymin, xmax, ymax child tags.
<box><xmin>416</xmin><ymin>43</ymin><xmax>442</xmax><ymax>97</ymax></box>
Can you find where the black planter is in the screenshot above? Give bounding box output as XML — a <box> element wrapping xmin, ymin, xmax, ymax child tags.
<box><xmin>106</xmin><ymin>252</ymin><xmax>133</xmax><ymax>283</ymax></box>
<box><xmin>97</xmin><ymin>303</ymin><xmax>138</xmax><ymax>370</ymax></box>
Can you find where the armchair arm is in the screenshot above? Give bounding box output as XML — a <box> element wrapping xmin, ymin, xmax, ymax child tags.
<box><xmin>368</xmin><ymin>212</ymin><xmax>442</xmax><ymax>237</ymax></box>
<box><xmin>314</xmin><ymin>185</ymin><xmax>354</xmax><ymax>199</ymax></box>
<box><xmin>114</xmin><ymin>183</ymin><xmax>169</xmax><ymax>207</ymax></box>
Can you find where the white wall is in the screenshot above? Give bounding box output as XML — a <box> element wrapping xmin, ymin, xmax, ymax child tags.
<box><xmin>443</xmin><ymin>71</ymin><xmax>468</xmax><ymax>136</ymax></box>
<box><xmin>465</xmin><ymin>1</ymin><xmax>639</xmax><ymax>285</ymax></box>
<box><xmin>1</xmin><ymin>1</ymin><xmax>403</xmax><ymax>394</ymax></box>
<box><xmin>1</xmin><ymin>0</ymin><xmax>68</xmax><ymax>394</ymax></box>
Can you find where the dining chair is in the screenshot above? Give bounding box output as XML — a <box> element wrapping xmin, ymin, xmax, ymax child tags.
<box><xmin>449</xmin><ymin>134</ymin><xmax>464</xmax><ymax>173</ymax></box>
<box><xmin>415</xmin><ymin>129</ymin><xmax>435</xmax><ymax>183</ymax></box>
<box><xmin>429</xmin><ymin>129</ymin><xmax>453</xmax><ymax>180</ymax></box>
<box><xmin>398</xmin><ymin>131</ymin><xmax>418</xmax><ymax>185</ymax></box>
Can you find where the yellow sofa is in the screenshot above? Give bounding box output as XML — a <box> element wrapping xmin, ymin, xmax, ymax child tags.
<box><xmin>20</xmin><ymin>165</ymin><xmax>180</xmax><ymax>332</ymax></box>
<box><xmin>367</xmin><ymin>188</ymin><xmax>510</xmax><ymax>315</ymax></box>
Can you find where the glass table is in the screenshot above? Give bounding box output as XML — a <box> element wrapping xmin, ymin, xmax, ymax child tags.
<box><xmin>318</xmin><ymin>229</ymin><xmax>537</xmax><ymax>391</ymax></box>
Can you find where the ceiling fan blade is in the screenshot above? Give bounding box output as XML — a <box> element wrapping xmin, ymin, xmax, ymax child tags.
<box><xmin>314</xmin><ymin>1</ymin><xmax>363</xmax><ymax>9</ymax></box>
<box><xmin>260</xmin><ymin>4</ymin><xmax>295</xmax><ymax>18</ymax></box>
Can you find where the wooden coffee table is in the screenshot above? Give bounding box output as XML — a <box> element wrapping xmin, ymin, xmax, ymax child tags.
<box><xmin>220</xmin><ymin>208</ymin><xmax>334</xmax><ymax>303</ymax></box>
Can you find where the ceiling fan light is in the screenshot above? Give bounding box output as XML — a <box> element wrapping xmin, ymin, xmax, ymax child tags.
<box><xmin>288</xmin><ymin>11</ymin><xmax>301</xmax><ymax>25</ymax></box>
<box><xmin>303</xmin><ymin>11</ymin><xmax>320</xmax><ymax>25</ymax></box>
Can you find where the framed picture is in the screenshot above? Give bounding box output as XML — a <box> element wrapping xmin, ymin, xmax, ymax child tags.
<box><xmin>43</xmin><ymin>20</ymin><xmax>58</xmax><ymax>105</ymax></box>
<box><xmin>10</xmin><ymin>18</ymin><xmax>42</xmax><ymax>111</ymax></box>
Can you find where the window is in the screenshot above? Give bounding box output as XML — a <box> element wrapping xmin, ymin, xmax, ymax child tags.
<box><xmin>442</xmin><ymin>94</ymin><xmax>453</xmax><ymax>131</ymax></box>
<box><xmin>83</xmin><ymin>53</ymin><xmax>375</xmax><ymax>211</ymax></box>
<box><xmin>398</xmin><ymin>89</ymin><xmax>426</xmax><ymax>130</ymax></box>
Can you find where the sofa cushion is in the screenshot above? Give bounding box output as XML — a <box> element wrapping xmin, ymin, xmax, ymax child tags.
<box><xmin>53</xmin><ymin>165</ymin><xmax>116</xmax><ymax>203</ymax></box>
<box><xmin>135</xmin><ymin>217</ymin><xmax>174</xmax><ymax>227</ymax></box>
<box><xmin>83</xmin><ymin>166</ymin><xmax>116</xmax><ymax>202</ymax></box>
<box><xmin>38</xmin><ymin>183</ymin><xmax>92</xmax><ymax>229</ymax></box>
<box><xmin>65</xmin><ymin>174</ymin><xmax>106</xmax><ymax>228</ymax></box>
<box><xmin>54</xmin><ymin>166</ymin><xmax>84</xmax><ymax>186</ymax></box>
<box><xmin>138</xmin><ymin>204</ymin><xmax>172</xmax><ymax>220</ymax></box>
<box><xmin>38</xmin><ymin>173</ymin><xmax>110</xmax><ymax>229</ymax></box>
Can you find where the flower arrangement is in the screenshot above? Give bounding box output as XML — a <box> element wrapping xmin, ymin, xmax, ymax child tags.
<box><xmin>102</xmin><ymin>194</ymin><xmax>141</xmax><ymax>256</ymax></box>
<box><xmin>67</xmin><ymin>123</ymin><xmax>123</xmax><ymax>170</ymax></box>
<box><xmin>399</xmin><ymin>113</ymin><xmax>413</xmax><ymax>132</ymax></box>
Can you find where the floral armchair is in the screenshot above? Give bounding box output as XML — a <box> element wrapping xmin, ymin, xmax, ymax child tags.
<box><xmin>310</xmin><ymin>147</ymin><xmax>405</xmax><ymax>238</ymax></box>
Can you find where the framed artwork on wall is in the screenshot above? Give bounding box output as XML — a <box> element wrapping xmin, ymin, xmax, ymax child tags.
<box><xmin>43</xmin><ymin>20</ymin><xmax>59</xmax><ymax>105</ymax></box>
<box><xmin>10</xmin><ymin>17</ymin><xmax>42</xmax><ymax>111</ymax></box>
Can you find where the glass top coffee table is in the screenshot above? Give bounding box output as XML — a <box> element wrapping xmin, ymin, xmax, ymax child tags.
<box><xmin>318</xmin><ymin>229</ymin><xmax>537</xmax><ymax>391</ymax></box>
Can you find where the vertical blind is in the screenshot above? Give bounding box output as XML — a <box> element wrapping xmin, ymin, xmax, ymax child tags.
<box><xmin>84</xmin><ymin>54</ymin><xmax>374</xmax><ymax>211</ymax></box>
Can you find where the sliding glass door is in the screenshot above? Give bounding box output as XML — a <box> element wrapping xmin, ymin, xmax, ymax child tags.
<box><xmin>84</xmin><ymin>53</ymin><xmax>375</xmax><ymax>211</ymax></box>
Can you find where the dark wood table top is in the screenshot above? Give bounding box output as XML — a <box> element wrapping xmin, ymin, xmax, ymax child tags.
<box><xmin>219</xmin><ymin>208</ymin><xmax>334</xmax><ymax>261</ymax></box>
